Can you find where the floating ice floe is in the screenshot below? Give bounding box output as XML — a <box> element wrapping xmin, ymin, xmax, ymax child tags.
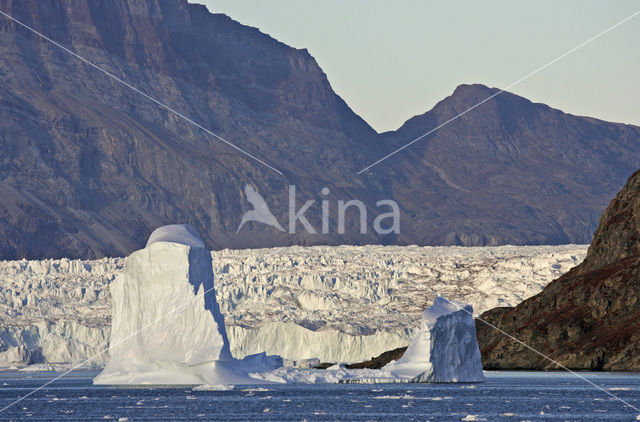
<box><xmin>94</xmin><ymin>225</ymin><xmax>485</xmax><ymax>385</ymax></box>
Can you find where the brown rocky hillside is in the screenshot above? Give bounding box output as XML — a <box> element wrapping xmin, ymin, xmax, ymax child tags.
<box><xmin>477</xmin><ymin>169</ymin><xmax>640</xmax><ymax>370</ymax></box>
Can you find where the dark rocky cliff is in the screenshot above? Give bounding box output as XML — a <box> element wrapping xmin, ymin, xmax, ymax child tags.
<box><xmin>1</xmin><ymin>0</ymin><xmax>639</xmax><ymax>258</ymax></box>
<box><xmin>477</xmin><ymin>170</ymin><xmax>640</xmax><ymax>370</ymax></box>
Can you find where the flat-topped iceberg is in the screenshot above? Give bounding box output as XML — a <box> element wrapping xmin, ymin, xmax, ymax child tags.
<box><xmin>94</xmin><ymin>225</ymin><xmax>279</xmax><ymax>385</ymax></box>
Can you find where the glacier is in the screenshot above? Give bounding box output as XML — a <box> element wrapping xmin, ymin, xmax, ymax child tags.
<box><xmin>0</xmin><ymin>243</ymin><xmax>587</xmax><ymax>366</ymax></box>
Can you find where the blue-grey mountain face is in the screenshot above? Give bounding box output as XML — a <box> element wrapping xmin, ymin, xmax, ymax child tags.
<box><xmin>0</xmin><ymin>0</ymin><xmax>639</xmax><ymax>259</ymax></box>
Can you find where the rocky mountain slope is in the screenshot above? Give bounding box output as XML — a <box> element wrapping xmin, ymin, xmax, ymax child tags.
<box><xmin>0</xmin><ymin>244</ymin><xmax>586</xmax><ymax>364</ymax></box>
<box><xmin>379</xmin><ymin>86</ymin><xmax>640</xmax><ymax>246</ymax></box>
<box><xmin>0</xmin><ymin>0</ymin><xmax>639</xmax><ymax>259</ymax></box>
<box><xmin>477</xmin><ymin>170</ymin><xmax>640</xmax><ymax>370</ymax></box>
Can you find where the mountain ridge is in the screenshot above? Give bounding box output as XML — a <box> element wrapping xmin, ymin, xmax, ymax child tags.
<box><xmin>398</xmin><ymin>83</ymin><xmax>640</xmax><ymax>131</ymax></box>
<box><xmin>0</xmin><ymin>0</ymin><xmax>639</xmax><ymax>259</ymax></box>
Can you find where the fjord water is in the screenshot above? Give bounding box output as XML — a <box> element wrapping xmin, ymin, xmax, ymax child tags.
<box><xmin>1</xmin><ymin>371</ymin><xmax>639</xmax><ymax>421</ymax></box>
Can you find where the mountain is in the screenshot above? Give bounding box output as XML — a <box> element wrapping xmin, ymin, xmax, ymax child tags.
<box><xmin>378</xmin><ymin>86</ymin><xmax>640</xmax><ymax>246</ymax></box>
<box><xmin>0</xmin><ymin>0</ymin><xmax>639</xmax><ymax>259</ymax></box>
<box><xmin>477</xmin><ymin>170</ymin><xmax>640</xmax><ymax>370</ymax></box>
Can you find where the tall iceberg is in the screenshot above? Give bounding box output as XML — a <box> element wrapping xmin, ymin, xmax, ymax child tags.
<box><xmin>94</xmin><ymin>225</ymin><xmax>272</xmax><ymax>385</ymax></box>
<box><xmin>385</xmin><ymin>297</ymin><xmax>485</xmax><ymax>382</ymax></box>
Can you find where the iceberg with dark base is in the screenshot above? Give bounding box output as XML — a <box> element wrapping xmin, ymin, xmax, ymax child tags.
<box><xmin>251</xmin><ymin>297</ymin><xmax>486</xmax><ymax>384</ymax></box>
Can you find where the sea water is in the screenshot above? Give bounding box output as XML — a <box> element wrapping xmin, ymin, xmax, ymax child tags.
<box><xmin>0</xmin><ymin>371</ymin><xmax>639</xmax><ymax>421</ymax></box>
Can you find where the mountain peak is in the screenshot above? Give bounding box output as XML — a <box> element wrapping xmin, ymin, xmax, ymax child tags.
<box><xmin>393</xmin><ymin>83</ymin><xmax>529</xmax><ymax>135</ymax></box>
<box><xmin>443</xmin><ymin>83</ymin><xmax>537</xmax><ymax>111</ymax></box>
<box><xmin>450</xmin><ymin>83</ymin><xmax>498</xmax><ymax>98</ymax></box>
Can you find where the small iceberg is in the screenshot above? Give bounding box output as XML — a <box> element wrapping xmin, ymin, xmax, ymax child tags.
<box><xmin>250</xmin><ymin>297</ymin><xmax>486</xmax><ymax>384</ymax></box>
<box><xmin>384</xmin><ymin>297</ymin><xmax>485</xmax><ymax>382</ymax></box>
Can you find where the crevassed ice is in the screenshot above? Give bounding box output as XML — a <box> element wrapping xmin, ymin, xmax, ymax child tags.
<box><xmin>0</xmin><ymin>244</ymin><xmax>587</xmax><ymax>365</ymax></box>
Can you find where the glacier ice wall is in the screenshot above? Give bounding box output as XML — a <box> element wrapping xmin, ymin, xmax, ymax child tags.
<box><xmin>0</xmin><ymin>258</ymin><xmax>118</xmax><ymax>365</ymax></box>
<box><xmin>227</xmin><ymin>322</ymin><xmax>411</xmax><ymax>363</ymax></box>
<box><xmin>0</xmin><ymin>244</ymin><xmax>587</xmax><ymax>365</ymax></box>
